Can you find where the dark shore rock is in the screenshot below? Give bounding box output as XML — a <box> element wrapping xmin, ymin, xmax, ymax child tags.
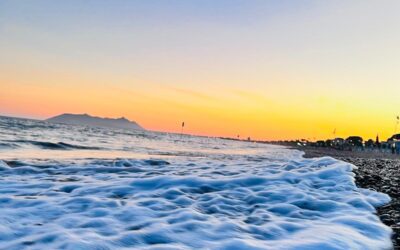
<box><xmin>298</xmin><ymin>147</ymin><xmax>400</xmax><ymax>249</ymax></box>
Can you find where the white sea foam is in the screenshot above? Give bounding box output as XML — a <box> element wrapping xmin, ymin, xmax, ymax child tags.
<box><xmin>0</xmin><ymin>153</ymin><xmax>393</xmax><ymax>250</ymax></box>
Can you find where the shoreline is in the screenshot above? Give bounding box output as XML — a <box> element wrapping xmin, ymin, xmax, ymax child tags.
<box><xmin>296</xmin><ymin>146</ymin><xmax>400</xmax><ymax>249</ymax></box>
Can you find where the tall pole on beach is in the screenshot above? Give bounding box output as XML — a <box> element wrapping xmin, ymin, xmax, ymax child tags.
<box><xmin>181</xmin><ymin>121</ymin><xmax>185</xmax><ymax>135</ymax></box>
<box><xmin>395</xmin><ymin>116</ymin><xmax>399</xmax><ymax>134</ymax></box>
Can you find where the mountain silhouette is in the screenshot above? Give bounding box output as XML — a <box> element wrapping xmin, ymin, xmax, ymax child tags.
<box><xmin>46</xmin><ymin>113</ymin><xmax>144</xmax><ymax>130</ymax></box>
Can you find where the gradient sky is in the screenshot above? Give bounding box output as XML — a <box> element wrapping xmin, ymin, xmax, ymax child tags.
<box><xmin>1</xmin><ymin>1</ymin><xmax>400</xmax><ymax>140</ymax></box>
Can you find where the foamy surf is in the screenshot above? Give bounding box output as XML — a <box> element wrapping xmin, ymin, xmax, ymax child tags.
<box><xmin>0</xmin><ymin>155</ymin><xmax>393</xmax><ymax>250</ymax></box>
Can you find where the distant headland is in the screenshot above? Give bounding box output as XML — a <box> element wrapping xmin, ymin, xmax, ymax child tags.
<box><xmin>46</xmin><ymin>113</ymin><xmax>144</xmax><ymax>130</ymax></box>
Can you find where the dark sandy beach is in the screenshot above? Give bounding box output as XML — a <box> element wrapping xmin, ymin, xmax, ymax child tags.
<box><xmin>298</xmin><ymin>147</ymin><xmax>400</xmax><ymax>249</ymax></box>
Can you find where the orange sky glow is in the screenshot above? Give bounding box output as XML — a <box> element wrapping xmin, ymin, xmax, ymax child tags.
<box><xmin>1</xmin><ymin>1</ymin><xmax>400</xmax><ymax>141</ymax></box>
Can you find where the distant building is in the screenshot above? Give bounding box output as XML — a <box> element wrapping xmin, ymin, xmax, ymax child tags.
<box><xmin>332</xmin><ymin>138</ymin><xmax>345</xmax><ymax>150</ymax></box>
<box><xmin>325</xmin><ymin>139</ymin><xmax>333</xmax><ymax>147</ymax></box>
<box><xmin>365</xmin><ymin>139</ymin><xmax>374</xmax><ymax>148</ymax></box>
<box><xmin>388</xmin><ymin>134</ymin><xmax>400</xmax><ymax>154</ymax></box>
<box><xmin>316</xmin><ymin>140</ymin><xmax>326</xmax><ymax>147</ymax></box>
<box><xmin>345</xmin><ymin>136</ymin><xmax>363</xmax><ymax>148</ymax></box>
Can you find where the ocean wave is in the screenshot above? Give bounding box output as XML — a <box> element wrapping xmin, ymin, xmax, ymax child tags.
<box><xmin>0</xmin><ymin>156</ymin><xmax>392</xmax><ymax>249</ymax></box>
<box><xmin>4</xmin><ymin>140</ymin><xmax>102</xmax><ymax>150</ymax></box>
<box><xmin>0</xmin><ymin>142</ymin><xmax>19</xmax><ymax>150</ymax></box>
<box><xmin>0</xmin><ymin>159</ymin><xmax>170</xmax><ymax>175</ymax></box>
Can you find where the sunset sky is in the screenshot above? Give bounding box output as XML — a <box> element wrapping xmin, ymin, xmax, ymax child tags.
<box><xmin>1</xmin><ymin>1</ymin><xmax>400</xmax><ymax>140</ymax></box>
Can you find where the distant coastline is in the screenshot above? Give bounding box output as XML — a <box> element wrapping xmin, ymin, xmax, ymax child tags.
<box><xmin>46</xmin><ymin>113</ymin><xmax>144</xmax><ymax>131</ymax></box>
<box><xmin>0</xmin><ymin>114</ymin><xmax>145</xmax><ymax>132</ymax></box>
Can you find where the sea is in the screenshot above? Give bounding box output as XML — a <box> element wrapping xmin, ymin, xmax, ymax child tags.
<box><xmin>0</xmin><ymin>116</ymin><xmax>393</xmax><ymax>250</ymax></box>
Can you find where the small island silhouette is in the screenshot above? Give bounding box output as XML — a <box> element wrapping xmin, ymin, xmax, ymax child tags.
<box><xmin>46</xmin><ymin>113</ymin><xmax>144</xmax><ymax>130</ymax></box>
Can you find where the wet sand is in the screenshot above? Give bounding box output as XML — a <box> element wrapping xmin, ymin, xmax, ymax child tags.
<box><xmin>298</xmin><ymin>147</ymin><xmax>400</xmax><ymax>249</ymax></box>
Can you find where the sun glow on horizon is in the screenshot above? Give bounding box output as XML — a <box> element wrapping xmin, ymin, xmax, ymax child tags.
<box><xmin>1</xmin><ymin>1</ymin><xmax>400</xmax><ymax>141</ymax></box>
